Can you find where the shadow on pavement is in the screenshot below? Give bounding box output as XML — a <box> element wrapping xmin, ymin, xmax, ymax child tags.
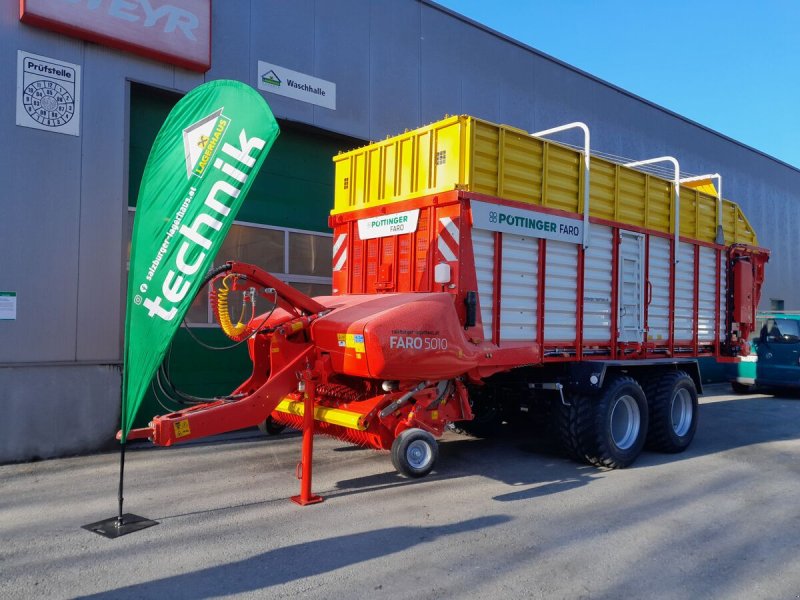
<box><xmin>327</xmin><ymin>431</ymin><xmax>598</xmax><ymax>504</ymax></box>
<box><xmin>137</xmin><ymin>390</ymin><xmax>800</xmax><ymax>517</ymax></box>
<box><xmin>328</xmin><ymin>391</ymin><xmax>800</xmax><ymax>503</ymax></box>
<box><xmin>76</xmin><ymin>515</ymin><xmax>511</xmax><ymax>599</ymax></box>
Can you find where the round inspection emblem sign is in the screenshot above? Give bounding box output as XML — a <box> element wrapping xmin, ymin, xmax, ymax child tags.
<box><xmin>23</xmin><ymin>80</ymin><xmax>75</xmax><ymax>128</ymax></box>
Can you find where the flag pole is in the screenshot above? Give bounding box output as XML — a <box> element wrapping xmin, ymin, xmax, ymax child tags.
<box><xmin>117</xmin><ymin>441</ymin><xmax>125</xmax><ymax>525</ymax></box>
<box><xmin>81</xmin><ymin>423</ymin><xmax>159</xmax><ymax>538</ymax></box>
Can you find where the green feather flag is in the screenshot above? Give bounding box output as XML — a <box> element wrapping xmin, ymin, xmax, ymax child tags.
<box><xmin>122</xmin><ymin>80</ymin><xmax>279</xmax><ymax>441</ymax></box>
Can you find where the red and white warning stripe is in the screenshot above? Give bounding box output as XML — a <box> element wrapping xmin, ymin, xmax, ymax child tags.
<box><xmin>438</xmin><ymin>217</ymin><xmax>459</xmax><ymax>261</ymax></box>
<box><xmin>333</xmin><ymin>233</ymin><xmax>347</xmax><ymax>272</ymax></box>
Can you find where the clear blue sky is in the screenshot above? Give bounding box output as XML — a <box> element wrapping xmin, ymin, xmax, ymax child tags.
<box><xmin>437</xmin><ymin>1</ymin><xmax>800</xmax><ymax>169</ymax></box>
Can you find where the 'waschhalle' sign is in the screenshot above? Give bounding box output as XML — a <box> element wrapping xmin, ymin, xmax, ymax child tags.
<box><xmin>20</xmin><ymin>0</ymin><xmax>211</xmax><ymax>72</ymax></box>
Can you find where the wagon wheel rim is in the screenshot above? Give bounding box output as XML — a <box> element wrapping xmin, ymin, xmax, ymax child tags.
<box><xmin>670</xmin><ymin>388</ymin><xmax>693</xmax><ymax>437</ymax></box>
<box><xmin>610</xmin><ymin>394</ymin><xmax>641</xmax><ymax>450</ymax></box>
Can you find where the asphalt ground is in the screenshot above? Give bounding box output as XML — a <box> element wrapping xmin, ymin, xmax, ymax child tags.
<box><xmin>2</xmin><ymin>383</ymin><xmax>800</xmax><ymax>599</ymax></box>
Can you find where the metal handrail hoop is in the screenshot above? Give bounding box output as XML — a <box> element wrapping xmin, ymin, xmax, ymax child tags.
<box><xmin>532</xmin><ymin>122</ymin><xmax>591</xmax><ymax>250</ymax></box>
<box><xmin>623</xmin><ymin>156</ymin><xmax>681</xmax><ymax>263</ymax></box>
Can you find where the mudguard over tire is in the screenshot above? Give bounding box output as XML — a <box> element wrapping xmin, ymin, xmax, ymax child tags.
<box><xmin>558</xmin><ymin>376</ymin><xmax>649</xmax><ymax>469</ymax></box>
<box><xmin>644</xmin><ymin>371</ymin><xmax>698</xmax><ymax>453</ymax></box>
<box><xmin>391</xmin><ymin>428</ymin><xmax>439</xmax><ymax>478</ymax></box>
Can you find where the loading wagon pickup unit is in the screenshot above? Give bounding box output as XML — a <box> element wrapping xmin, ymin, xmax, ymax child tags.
<box><xmin>125</xmin><ymin>116</ymin><xmax>768</xmax><ymax>501</ymax></box>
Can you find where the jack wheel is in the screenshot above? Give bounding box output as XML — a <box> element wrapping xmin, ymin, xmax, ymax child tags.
<box><xmin>391</xmin><ymin>428</ymin><xmax>438</xmax><ymax>478</ymax></box>
<box><xmin>257</xmin><ymin>416</ymin><xmax>286</xmax><ymax>436</ymax></box>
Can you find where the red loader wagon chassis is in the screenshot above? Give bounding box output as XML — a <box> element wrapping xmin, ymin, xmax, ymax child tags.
<box><xmin>126</xmin><ymin>116</ymin><xmax>768</xmax><ymax>498</ymax></box>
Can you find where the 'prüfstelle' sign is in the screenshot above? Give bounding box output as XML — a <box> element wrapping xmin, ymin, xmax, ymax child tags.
<box><xmin>19</xmin><ymin>0</ymin><xmax>211</xmax><ymax>72</ymax></box>
<box><xmin>16</xmin><ymin>51</ymin><xmax>81</xmax><ymax>136</ymax></box>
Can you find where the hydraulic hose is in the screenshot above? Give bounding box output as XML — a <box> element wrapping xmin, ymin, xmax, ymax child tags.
<box><xmin>211</xmin><ymin>275</ymin><xmax>255</xmax><ymax>341</ymax></box>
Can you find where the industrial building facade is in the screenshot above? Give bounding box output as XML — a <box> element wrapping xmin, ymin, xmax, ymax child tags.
<box><xmin>1</xmin><ymin>0</ymin><xmax>798</xmax><ymax>463</ymax></box>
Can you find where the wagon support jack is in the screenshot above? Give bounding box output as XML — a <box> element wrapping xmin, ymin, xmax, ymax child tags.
<box><xmin>291</xmin><ymin>367</ymin><xmax>324</xmax><ymax>506</ymax></box>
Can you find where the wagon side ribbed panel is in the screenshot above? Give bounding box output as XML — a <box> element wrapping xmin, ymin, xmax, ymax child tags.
<box><xmin>582</xmin><ymin>225</ymin><xmax>613</xmax><ymax>341</ymax></box>
<box><xmin>472</xmin><ymin>228</ymin><xmax>495</xmax><ymax>341</ymax></box>
<box><xmin>674</xmin><ymin>243</ymin><xmax>696</xmax><ymax>341</ymax></box>
<box><xmin>500</xmin><ymin>233</ymin><xmax>538</xmax><ymax>341</ymax></box>
<box><xmin>648</xmin><ymin>236</ymin><xmax>671</xmax><ymax>342</ymax></box>
<box><xmin>544</xmin><ymin>240</ymin><xmax>578</xmax><ymax>341</ymax></box>
<box><xmin>698</xmin><ymin>246</ymin><xmax>717</xmax><ymax>342</ymax></box>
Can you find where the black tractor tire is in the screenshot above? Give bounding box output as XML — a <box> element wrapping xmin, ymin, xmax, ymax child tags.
<box><xmin>391</xmin><ymin>428</ymin><xmax>439</xmax><ymax>478</ymax></box>
<box><xmin>643</xmin><ymin>371</ymin><xmax>698</xmax><ymax>453</ymax></box>
<box><xmin>559</xmin><ymin>376</ymin><xmax>648</xmax><ymax>469</ymax></box>
<box><xmin>257</xmin><ymin>416</ymin><xmax>287</xmax><ymax>436</ymax></box>
<box><xmin>731</xmin><ymin>381</ymin><xmax>755</xmax><ymax>394</ymax></box>
<box><xmin>591</xmin><ymin>376</ymin><xmax>649</xmax><ymax>468</ymax></box>
<box><xmin>556</xmin><ymin>393</ymin><xmax>594</xmax><ymax>462</ymax></box>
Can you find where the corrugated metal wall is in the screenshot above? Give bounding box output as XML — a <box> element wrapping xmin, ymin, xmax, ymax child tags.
<box><xmin>1</xmin><ymin>0</ymin><xmax>798</xmax><ymax>461</ymax></box>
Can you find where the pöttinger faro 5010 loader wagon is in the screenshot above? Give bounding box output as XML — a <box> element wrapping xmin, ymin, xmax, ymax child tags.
<box><xmin>125</xmin><ymin>116</ymin><xmax>768</xmax><ymax>503</ymax></box>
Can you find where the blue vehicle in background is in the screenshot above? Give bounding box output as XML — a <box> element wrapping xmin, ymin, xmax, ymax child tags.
<box><xmin>733</xmin><ymin>312</ymin><xmax>800</xmax><ymax>393</ymax></box>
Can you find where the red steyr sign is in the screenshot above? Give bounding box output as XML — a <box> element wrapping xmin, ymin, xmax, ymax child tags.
<box><xmin>20</xmin><ymin>0</ymin><xmax>211</xmax><ymax>72</ymax></box>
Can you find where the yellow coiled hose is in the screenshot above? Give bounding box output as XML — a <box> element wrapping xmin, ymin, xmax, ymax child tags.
<box><xmin>210</xmin><ymin>275</ymin><xmax>255</xmax><ymax>341</ymax></box>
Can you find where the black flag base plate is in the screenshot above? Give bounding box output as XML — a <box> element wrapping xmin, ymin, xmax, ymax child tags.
<box><xmin>82</xmin><ymin>514</ymin><xmax>159</xmax><ymax>539</ymax></box>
